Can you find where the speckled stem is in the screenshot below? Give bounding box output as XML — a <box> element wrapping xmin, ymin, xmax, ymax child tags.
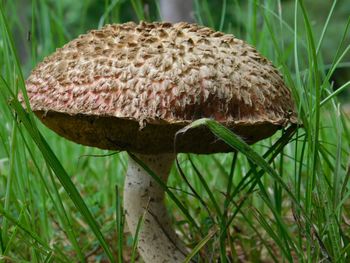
<box><xmin>124</xmin><ymin>153</ymin><xmax>187</xmax><ymax>263</ymax></box>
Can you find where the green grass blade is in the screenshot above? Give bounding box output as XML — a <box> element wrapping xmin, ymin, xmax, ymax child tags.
<box><xmin>193</xmin><ymin>0</ymin><xmax>204</xmax><ymax>25</ymax></box>
<box><xmin>1</xmin><ymin>119</ymin><xmax>17</xmax><ymax>249</ymax></box>
<box><xmin>218</xmin><ymin>0</ymin><xmax>226</xmax><ymax>31</ymax></box>
<box><xmin>130</xmin><ymin>210</ymin><xmax>145</xmax><ymax>263</ymax></box>
<box><xmin>130</xmin><ymin>0</ymin><xmax>145</xmax><ymax>21</ymax></box>
<box><xmin>315</xmin><ymin>0</ymin><xmax>338</xmax><ymax>55</ymax></box>
<box><xmin>184</xmin><ymin>227</ymin><xmax>218</xmax><ymax>263</ymax></box>
<box><xmin>98</xmin><ymin>0</ymin><xmax>121</xmax><ymax>28</ymax></box>
<box><xmin>116</xmin><ymin>186</ymin><xmax>124</xmax><ymax>263</ymax></box>
<box><xmin>320</xmin><ymin>80</ymin><xmax>350</xmax><ymax>107</ymax></box>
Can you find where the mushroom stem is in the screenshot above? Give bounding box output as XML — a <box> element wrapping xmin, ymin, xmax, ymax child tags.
<box><xmin>124</xmin><ymin>153</ymin><xmax>187</xmax><ymax>263</ymax></box>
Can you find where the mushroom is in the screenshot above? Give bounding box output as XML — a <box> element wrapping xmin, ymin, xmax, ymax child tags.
<box><xmin>23</xmin><ymin>21</ymin><xmax>297</xmax><ymax>262</ymax></box>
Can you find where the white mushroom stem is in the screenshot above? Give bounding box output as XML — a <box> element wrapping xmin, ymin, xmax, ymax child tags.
<box><xmin>124</xmin><ymin>153</ymin><xmax>187</xmax><ymax>263</ymax></box>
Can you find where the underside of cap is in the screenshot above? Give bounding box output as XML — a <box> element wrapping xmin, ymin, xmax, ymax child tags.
<box><xmin>24</xmin><ymin>21</ymin><xmax>298</xmax><ymax>153</ymax></box>
<box><xmin>36</xmin><ymin>110</ymin><xmax>286</xmax><ymax>154</ymax></box>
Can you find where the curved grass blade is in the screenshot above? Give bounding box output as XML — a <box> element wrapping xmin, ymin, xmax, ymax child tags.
<box><xmin>183</xmin><ymin>227</ymin><xmax>218</xmax><ymax>263</ymax></box>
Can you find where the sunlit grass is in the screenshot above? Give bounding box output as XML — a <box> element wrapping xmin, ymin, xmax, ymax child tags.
<box><xmin>1</xmin><ymin>0</ymin><xmax>350</xmax><ymax>262</ymax></box>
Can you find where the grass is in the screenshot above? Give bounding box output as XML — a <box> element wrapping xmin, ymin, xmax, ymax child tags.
<box><xmin>0</xmin><ymin>0</ymin><xmax>350</xmax><ymax>262</ymax></box>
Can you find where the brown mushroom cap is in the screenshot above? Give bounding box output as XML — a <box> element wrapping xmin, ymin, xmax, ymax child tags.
<box><xmin>24</xmin><ymin>21</ymin><xmax>297</xmax><ymax>154</ymax></box>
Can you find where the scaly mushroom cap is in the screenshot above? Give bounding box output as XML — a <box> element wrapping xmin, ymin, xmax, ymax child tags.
<box><xmin>24</xmin><ymin>21</ymin><xmax>297</xmax><ymax>154</ymax></box>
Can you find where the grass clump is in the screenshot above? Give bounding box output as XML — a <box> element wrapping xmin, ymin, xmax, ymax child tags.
<box><xmin>0</xmin><ymin>0</ymin><xmax>350</xmax><ymax>262</ymax></box>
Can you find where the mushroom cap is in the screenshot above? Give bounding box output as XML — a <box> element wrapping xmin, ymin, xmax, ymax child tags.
<box><xmin>24</xmin><ymin>21</ymin><xmax>297</xmax><ymax>154</ymax></box>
